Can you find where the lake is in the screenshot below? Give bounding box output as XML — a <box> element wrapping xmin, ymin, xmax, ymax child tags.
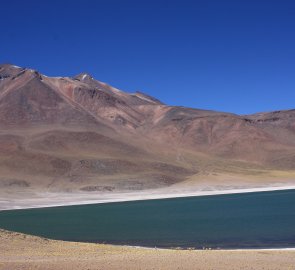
<box><xmin>0</xmin><ymin>189</ymin><xmax>295</xmax><ymax>249</ymax></box>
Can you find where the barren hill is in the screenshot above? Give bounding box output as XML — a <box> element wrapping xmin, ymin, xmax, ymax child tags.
<box><xmin>0</xmin><ymin>63</ymin><xmax>295</xmax><ymax>199</ymax></box>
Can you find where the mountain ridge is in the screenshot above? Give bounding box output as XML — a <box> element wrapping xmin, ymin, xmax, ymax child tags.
<box><xmin>0</xmin><ymin>63</ymin><xmax>295</xmax><ymax>195</ymax></box>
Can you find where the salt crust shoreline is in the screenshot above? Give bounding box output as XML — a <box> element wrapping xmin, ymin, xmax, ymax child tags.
<box><xmin>1</xmin><ymin>184</ymin><xmax>295</xmax><ymax>211</ymax></box>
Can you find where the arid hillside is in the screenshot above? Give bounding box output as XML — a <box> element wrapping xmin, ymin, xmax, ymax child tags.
<box><xmin>1</xmin><ymin>63</ymin><xmax>295</xmax><ymax>194</ymax></box>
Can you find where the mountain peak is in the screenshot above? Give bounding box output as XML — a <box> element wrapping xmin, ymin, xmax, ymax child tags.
<box><xmin>73</xmin><ymin>73</ymin><xmax>93</xmax><ymax>81</ymax></box>
<box><xmin>0</xmin><ymin>63</ymin><xmax>22</xmax><ymax>69</ymax></box>
<box><xmin>0</xmin><ymin>63</ymin><xmax>25</xmax><ymax>80</ymax></box>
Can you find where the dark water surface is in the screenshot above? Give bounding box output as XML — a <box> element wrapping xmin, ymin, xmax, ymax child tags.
<box><xmin>0</xmin><ymin>189</ymin><xmax>295</xmax><ymax>249</ymax></box>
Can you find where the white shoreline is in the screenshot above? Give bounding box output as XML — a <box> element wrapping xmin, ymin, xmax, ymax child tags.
<box><xmin>1</xmin><ymin>184</ymin><xmax>295</xmax><ymax>211</ymax></box>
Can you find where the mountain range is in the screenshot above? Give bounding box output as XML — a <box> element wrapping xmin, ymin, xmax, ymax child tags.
<box><xmin>1</xmin><ymin>63</ymin><xmax>295</xmax><ymax>194</ymax></box>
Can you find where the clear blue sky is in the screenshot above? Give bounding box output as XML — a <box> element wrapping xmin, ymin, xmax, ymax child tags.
<box><xmin>2</xmin><ymin>0</ymin><xmax>295</xmax><ymax>114</ymax></box>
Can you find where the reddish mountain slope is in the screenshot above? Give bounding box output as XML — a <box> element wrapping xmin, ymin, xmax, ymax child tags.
<box><xmin>0</xmin><ymin>63</ymin><xmax>294</xmax><ymax>193</ymax></box>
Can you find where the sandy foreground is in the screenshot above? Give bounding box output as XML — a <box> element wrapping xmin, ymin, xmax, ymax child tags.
<box><xmin>0</xmin><ymin>229</ymin><xmax>295</xmax><ymax>270</ymax></box>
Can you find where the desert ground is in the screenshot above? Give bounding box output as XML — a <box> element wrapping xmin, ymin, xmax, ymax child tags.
<box><xmin>1</xmin><ymin>170</ymin><xmax>295</xmax><ymax>210</ymax></box>
<box><xmin>1</xmin><ymin>229</ymin><xmax>295</xmax><ymax>270</ymax></box>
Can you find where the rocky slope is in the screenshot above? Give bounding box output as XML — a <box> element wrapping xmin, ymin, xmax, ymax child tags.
<box><xmin>0</xmin><ymin>63</ymin><xmax>294</xmax><ymax>193</ymax></box>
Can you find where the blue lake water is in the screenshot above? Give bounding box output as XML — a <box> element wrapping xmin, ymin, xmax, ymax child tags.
<box><xmin>0</xmin><ymin>189</ymin><xmax>295</xmax><ymax>249</ymax></box>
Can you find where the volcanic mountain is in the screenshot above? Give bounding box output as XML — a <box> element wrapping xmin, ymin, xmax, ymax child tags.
<box><xmin>0</xmin><ymin>63</ymin><xmax>295</xmax><ymax>197</ymax></box>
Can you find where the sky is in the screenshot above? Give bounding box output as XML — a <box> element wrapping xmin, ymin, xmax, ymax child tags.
<box><xmin>2</xmin><ymin>0</ymin><xmax>295</xmax><ymax>114</ymax></box>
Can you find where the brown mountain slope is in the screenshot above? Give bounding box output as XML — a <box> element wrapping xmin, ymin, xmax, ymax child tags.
<box><xmin>0</xmin><ymin>63</ymin><xmax>294</xmax><ymax>197</ymax></box>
